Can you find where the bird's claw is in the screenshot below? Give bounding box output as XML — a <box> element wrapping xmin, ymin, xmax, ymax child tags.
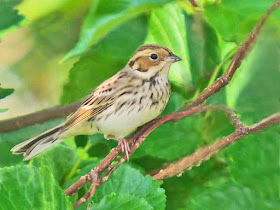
<box><xmin>119</xmin><ymin>138</ymin><xmax>130</xmax><ymax>161</ymax></box>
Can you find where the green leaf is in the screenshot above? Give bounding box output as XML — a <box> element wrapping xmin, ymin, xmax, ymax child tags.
<box><xmin>223</xmin><ymin>128</ymin><xmax>280</xmax><ymax>186</ymax></box>
<box><xmin>0</xmin><ymin>165</ymin><xmax>72</xmax><ymax>209</ymax></box>
<box><xmin>33</xmin><ymin>144</ymin><xmax>78</xmax><ymax>185</ymax></box>
<box><xmin>0</xmin><ymin>84</ymin><xmax>15</xmax><ymax>113</ymax></box>
<box><xmin>64</xmin><ymin>0</ymin><xmax>172</xmax><ymax>59</ymax></box>
<box><xmin>0</xmin><ymin>109</ymin><xmax>8</xmax><ymax>113</ymax></box>
<box><xmin>0</xmin><ymin>87</ymin><xmax>14</xmax><ymax>99</ymax></box>
<box><xmin>61</xmin><ymin>16</ymin><xmax>148</xmax><ymax>104</ymax></box>
<box><xmin>185</xmin><ymin>12</ymin><xmax>220</xmax><ymax>88</ymax></box>
<box><xmin>0</xmin><ymin>86</ymin><xmax>14</xmax><ymax>113</ymax></box>
<box><xmin>185</xmin><ymin>174</ymin><xmax>280</xmax><ymax>210</ymax></box>
<box><xmin>17</xmin><ymin>0</ymin><xmax>89</xmax><ymax>22</ymax></box>
<box><xmin>205</xmin><ymin>0</ymin><xmax>280</xmax><ymax>42</ymax></box>
<box><xmin>93</xmin><ymin>193</ymin><xmax>152</xmax><ymax>210</ymax></box>
<box><xmin>163</xmin><ymin>158</ymin><xmax>228</xmax><ymax>210</ymax></box>
<box><xmin>93</xmin><ymin>164</ymin><xmax>166</xmax><ymax>210</ymax></box>
<box><xmin>145</xmin><ymin>2</ymin><xmax>191</xmax><ymax>90</ymax></box>
<box><xmin>0</xmin><ymin>0</ymin><xmax>23</xmax><ymax>32</ymax></box>
<box><xmin>226</xmin><ymin>26</ymin><xmax>280</xmax><ymax>123</ymax></box>
<box><xmin>0</xmin><ymin>118</ymin><xmax>64</xmax><ymax>167</ymax></box>
<box><xmin>88</xmin><ymin>134</ymin><xmax>117</xmax><ymax>158</ymax></box>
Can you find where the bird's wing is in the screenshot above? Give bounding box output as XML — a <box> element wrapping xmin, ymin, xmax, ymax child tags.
<box><xmin>61</xmin><ymin>73</ymin><xmax>123</xmax><ymax>132</ymax></box>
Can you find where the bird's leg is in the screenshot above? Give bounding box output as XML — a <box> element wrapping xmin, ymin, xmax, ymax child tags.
<box><xmin>104</xmin><ymin>135</ymin><xmax>130</xmax><ymax>160</ymax></box>
<box><xmin>119</xmin><ymin>138</ymin><xmax>130</xmax><ymax>161</ymax></box>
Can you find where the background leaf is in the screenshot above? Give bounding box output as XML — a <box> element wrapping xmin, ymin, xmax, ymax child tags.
<box><xmin>33</xmin><ymin>144</ymin><xmax>78</xmax><ymax>185</ymax></box>
<box><xmin>93</xmin><ymin>193</ymin><xmax>152</xmax><ymax>210</ymax></box>
<box><xmin>162</xmin><ymin>158</ymin><xmax>228</xmax><ymax>210</ymax></box>
<box><xmin>185</xmin><ymin>172</ymin><xmax>280</xmax><ymax>210</ymax></box>
<box><xmin>93</xmin><ymin>164</ymin><xmax>166</xmax><ymax>210</ymax></box>
<box><xmin>0</xmin><ymin>87</ymin><xmax>14</xmax><ymax>100</ymax></box>
<box><xmin>0</xmin><ymin>86</ymin><xmax>14</xmax><ymax>113</ymax></box>
<box><xmin>145</xmin><ymin>2</ymin><xmax>191</xmax><ymax>90</ymax></box>
<box><xmin>65</xmin><ymin>0</ymin><xmax>173</xmax><ymax>59</ymax></box>
<box><xmin>205</xmin><ymin>0</ymin><xmax>280</xmax><ymax>42</ymax></box>
<box><xmin>0</xmin><ymin>0</ymin><xmax>23</xmax><ymax>33</ymax></box>
<box><xmin>185</xmin><ymin>12</ymin><xmax>220</xmax><ymax>88</ymax></box>
<box><xmin>0</xmin><ymin>165</ymin><xmax>72</xmax><ymax>209</ymax></box>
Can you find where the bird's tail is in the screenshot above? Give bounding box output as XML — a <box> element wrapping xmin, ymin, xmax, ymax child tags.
<box><xmin>11</xmin><ymin>125</ymin><xmax>63</xmax><ymax>160</ymax></box>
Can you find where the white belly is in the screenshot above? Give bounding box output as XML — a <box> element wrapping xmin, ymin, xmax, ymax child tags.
<box><xmin>94</xmin><ymin>98</ymin><xmax>165</xmax><ymax>138</ymax></box>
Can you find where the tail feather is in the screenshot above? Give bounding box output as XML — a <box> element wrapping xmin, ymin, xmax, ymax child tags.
<box><xmin>11</xmin><ymin>125</ymin><xmax>63</xmax><ymax>160</ymax></box>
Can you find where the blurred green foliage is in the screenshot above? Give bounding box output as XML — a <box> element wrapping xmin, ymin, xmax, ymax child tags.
<box><xmin>0</xmin><ymin>86</ymin><xmax>14</xmax><ymax>113</ymax></box>
<box><xmin>145</xmin><ymin>3</ymin><xmax>191</xmax><ymax>91</ymax></box>
<box><xmin>0</xmin><ymin>0</ymin><xmax>23</xmax><ymax>33</ymax></box>
<box><xmin>64</xmin><ymin>0</ymin><xmax>173</xmax><ymax>59</ymax></box>
<box><xmin>0</xmin><ymin>86</ymin><xmax>14</xmax><ymax>100</ymax></box>
<box><xmin>0</xmin><ymin>0</ymin><xmax>279</xmax><ymax>209</ymax></box>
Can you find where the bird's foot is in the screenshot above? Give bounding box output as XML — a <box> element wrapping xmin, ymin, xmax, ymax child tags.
<box><xmin>118</xmin><ymin>138</ymin><xmax>130</xmax><ymax>161</ymax></box>
<box><xmin>104</xmin><ymin>135</ymin><xmax>130</xmax><ymax>160</ymax></box>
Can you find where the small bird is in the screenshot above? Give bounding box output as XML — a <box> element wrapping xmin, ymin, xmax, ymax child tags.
<box><xmin>11</xmin><ymin>44</ymin><xmax>182</xmax><ymax>160</ymax></box>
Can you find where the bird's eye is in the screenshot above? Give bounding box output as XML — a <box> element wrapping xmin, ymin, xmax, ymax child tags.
<box><xmin>149</xmin><ymin>53</ymin><xmax>158</xmax><ymax>60</ymax></box>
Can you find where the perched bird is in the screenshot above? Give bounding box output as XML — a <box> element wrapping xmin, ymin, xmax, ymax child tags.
<box><xmin>11</xmin><ymin>44</ymin><xmax>182</xmax><ymax>160</ymax></box>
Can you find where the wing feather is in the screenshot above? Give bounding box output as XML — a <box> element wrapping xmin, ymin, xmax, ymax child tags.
<box><xmin>60</xmin><ymin>72</ymin><xmax>124</xmax><ymax>132</ymax></box>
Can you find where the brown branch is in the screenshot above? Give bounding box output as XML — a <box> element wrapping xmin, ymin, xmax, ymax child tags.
<box><xmin>73</xmin><ymin>169</ymin><xmax>100</xmax><ymax>210</ymax></box>
<box><xmin>0</xmin><ymin>102</ymin><xmax>80</xmax><ymax>133</ymax></box>
<box><xmin>153</xmin><ymin>113</ymin><xmax>280</xmax><ymax>180</ymax></box>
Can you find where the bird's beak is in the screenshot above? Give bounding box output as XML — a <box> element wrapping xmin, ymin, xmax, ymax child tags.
<box><xmin>166</xmin><ymin>53</ymin><xmax>182</xmax><ymax>63</ymax></box>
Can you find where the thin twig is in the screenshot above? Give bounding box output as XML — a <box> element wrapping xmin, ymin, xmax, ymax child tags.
<box><xmin>72</xmin><ymin>169</ymin><xmax>100</xmax><ymax>209</ymax></box>
<box><xmin>152</xmin><ymin>113</ymin><xmax>280</xmax><ymax>180</ymax></box>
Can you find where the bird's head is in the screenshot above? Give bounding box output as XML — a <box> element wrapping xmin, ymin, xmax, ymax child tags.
<box><xmin>127</xmin><ymin>44</ymin><xmax>182</xmax><ymax>78</ymax></box>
